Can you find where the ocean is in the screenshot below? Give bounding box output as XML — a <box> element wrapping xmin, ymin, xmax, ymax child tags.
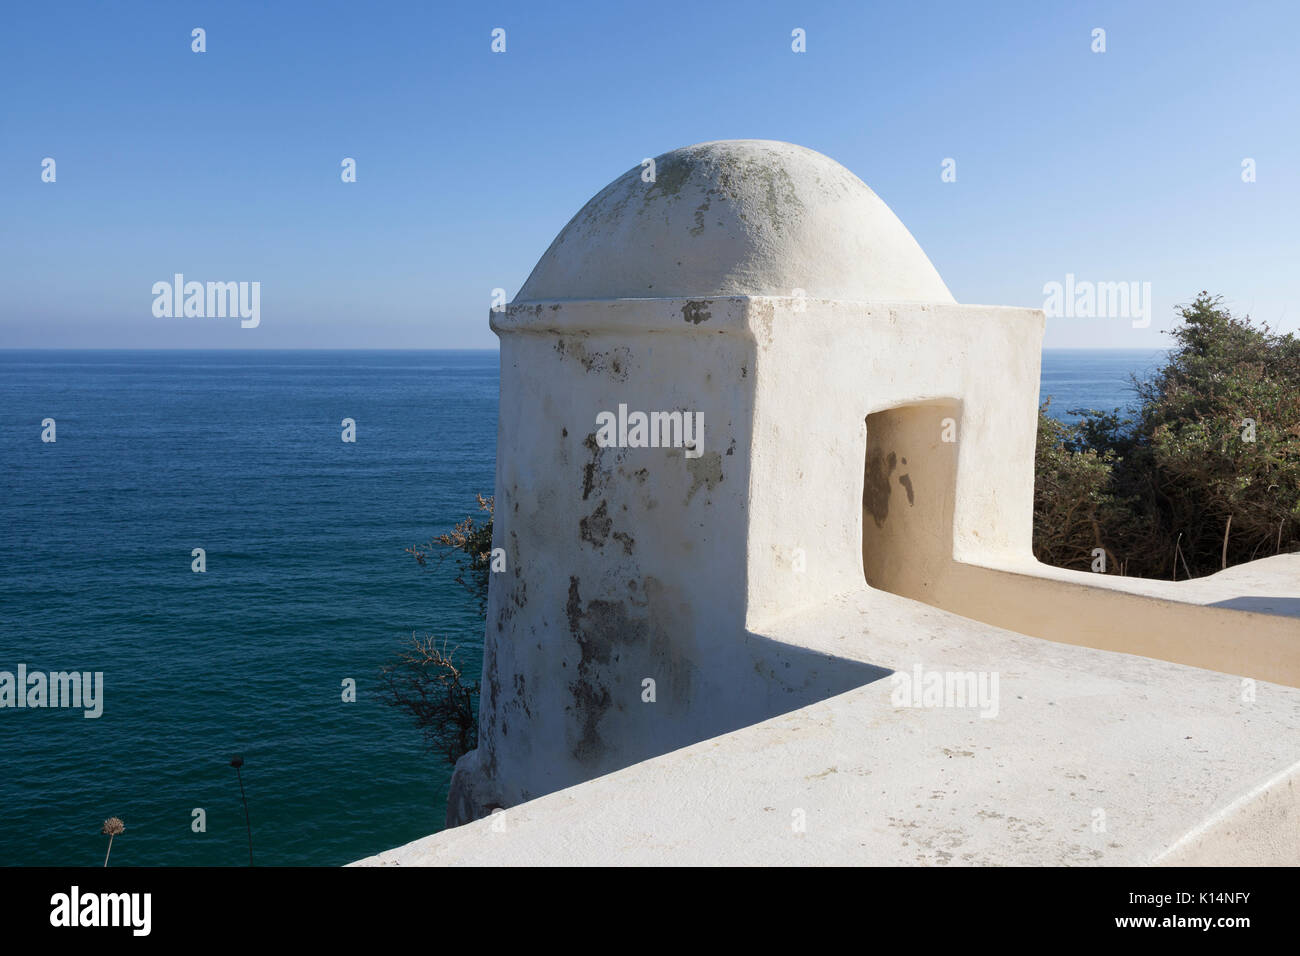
<box><xmin>0</xmin><ymin>347</ymin><xmax>1164</xmax><ymax>866</ymax></box>
<box><xmin>0</xmin><ymin>351</ymin><xmax>496</xmax><ymax>866</ymax></box>
<box><xmin>1039</xmin><ymin>348</ymin><xmax>1168</xmax><ymax>423</ymax></box>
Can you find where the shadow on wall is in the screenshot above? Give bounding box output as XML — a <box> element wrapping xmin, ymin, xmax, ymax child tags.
<box><xmin>725</xmin><ymin>630</ymin><xmax>892</xmax><ymax>736</ymax></box>
<box><xmin>575</xmin><ymin>622</ymin><xmax>893</xmax><ymax>784</ymax></box>
<box><xmin>540</xmin><ymin>608</ymin><xmax>894</xmax><ymax>796</ymax></box>
<box><xmin>587</xmin><ymin>628</ymin><xmax>892</xmax><ymax>787</ymax></box>
<box><xmin>1208</xmin><ymin>596</ymin><xmax>1300</xmax><ymax>617</ymax></box>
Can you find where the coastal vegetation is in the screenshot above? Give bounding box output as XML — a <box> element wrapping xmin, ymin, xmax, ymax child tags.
<box><xmin>384</xmin><ymin>496</ymin><xmax>492</xmax><ymax>763</ymax></box>
<box><xmin>1034</xmin><ymin>293</ymin><xmax>1300</xmax><ymax>577</ymax></box>
<box><xmin>378</xmin><ymin>636</ymin><xmax>479</xmax><ymax>764</ymax></box>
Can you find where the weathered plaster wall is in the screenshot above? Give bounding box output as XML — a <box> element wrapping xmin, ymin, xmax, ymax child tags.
<box><xmin>451</xmin><ymin>298</ymin><xmax>893</xmax><ymax>824</ymax></box>
<box><xmin>452</xmin><ymin>299</ymin><xmax>753</xmax><ymax>822</ymax></box>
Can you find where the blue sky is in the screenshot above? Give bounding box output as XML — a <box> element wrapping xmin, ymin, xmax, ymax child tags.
<box><xmin>1</xmin><ymin>0</ymin><xmax>1296</xmax><ymax>349</ymax></box>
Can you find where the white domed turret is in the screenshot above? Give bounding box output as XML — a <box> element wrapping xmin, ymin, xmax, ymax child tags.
<box><xmin>452</xmin><ymin>139</ymin><xmax>1047</xmax><ymax>831</ymax></box>
<box><xmin>516</xmin><ymin>139</ymin><xmax>953</xmax><ymax>304</ymax></box>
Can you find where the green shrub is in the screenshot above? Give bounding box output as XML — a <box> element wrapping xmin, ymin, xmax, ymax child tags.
<box><xmin>1035</xmin><ymin>293</ymin><xmax>1300</xmax><ymax>578</ymax></box>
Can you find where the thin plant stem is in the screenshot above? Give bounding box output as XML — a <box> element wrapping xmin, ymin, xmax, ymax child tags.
<box><xmin>236</xmin><ymin>766</ymin><xmax>253</xmax><ymax>866</ymax></box>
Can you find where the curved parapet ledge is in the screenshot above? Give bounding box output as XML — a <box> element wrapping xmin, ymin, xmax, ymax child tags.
<box><xmin>915</xmin><ymin>555</ymin><xmax>1300</xmax><ymax>688</ymax></box>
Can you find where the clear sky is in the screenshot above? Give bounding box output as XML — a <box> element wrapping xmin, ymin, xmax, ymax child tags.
<box><xmin>2</xmin><ymin>0</ymin><xmax>1296</xmax><ymax>349</ymax></box>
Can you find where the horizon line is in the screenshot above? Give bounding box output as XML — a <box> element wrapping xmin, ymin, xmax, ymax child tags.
<box><xmin>0</xmin><ymin>345</ymin><xmax>1169</xmax><ymax>352</ymax></box>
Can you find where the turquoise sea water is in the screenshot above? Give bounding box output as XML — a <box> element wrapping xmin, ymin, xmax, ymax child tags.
<box><xmin>0</xmin><ymin>351</ymin><xmax>495</xmax><ymax>866</ymax></box>
<box><xmin>0</xmin><ymin>348</ymin><xmax>1163</xmax><ymax>866</ymax></box>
